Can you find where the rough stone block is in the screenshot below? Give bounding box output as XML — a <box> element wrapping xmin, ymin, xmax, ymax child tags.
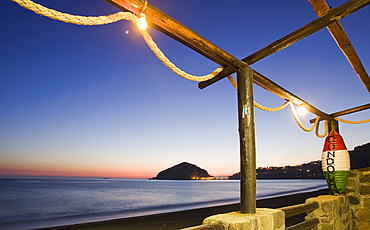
<box><xmin>321</xmin><ymin>200</ymin><xmax>334</xmax><ymax>213</ymax></box>
<box><xmin>339</xmin><ymin>206</ymin><xmax>343</xmax><ymax>217</ymax></box>
<box><xmin>358</xmin><ymin>167</ymin><xmax>370</xmax><ymax>172</ymax></box>
<box><xmin>321</xmin><ymin>215</ymin><xmax>333</xmax><ymax>223</ymax></box>
<box><xmin>349</xmin><ymin>171</ymin><xmax>358</xmax><ymax>178</ymax></box>
<box><xmin>203</xmin><ymin>209</ymin><xmax>285</xmax><ymax>230</ymax></box>
<box><xmin>272</xmin><ymin>209</ymin><xmax>284</xmax><ymax>229</ymax></box>
<box><xmin>359</xmin><ymin>185</ymin><xmax>370</xmax><ymax>195</ymax></box>
<box><xmin>320</xmin><ymin>223</ymin><xmax>334</xmax><ymax>230</ymax></box>
<box><xmin>345</xmin><ymin>187</ymin><xmax>355</xmax><ymax>193</ymax></box>
<box><xmin>358</xmin><ymin>222</ymin><xmax>370</xmax><ymax>229</ymax></box>
<box><xmin>360</xmin><ymin>173</ymin><xmax>370</xmax><ymax>183</ymax></box>
<box><xmin>356</xmin><ymin>208</ymin><xmax>370</xmax><ymax>222</ymax></box>
<box><xmin>352</xmin><ymin>219</ymin><xmax>358</xmax><ymax>230</ymax></box>
<box><xmin>346</xmin><ymin>178</ymin><xmax>356</xmax><ymax>187</ymax></box>
<box><xmin>363</xmin><ymin>198</ymin><xmax>370</xmax><ymax>208</ymax></box>
<box><xmin>348</xmin><ymin>195</ymin><xmax>361</xmax><ymax>205</ymax></box>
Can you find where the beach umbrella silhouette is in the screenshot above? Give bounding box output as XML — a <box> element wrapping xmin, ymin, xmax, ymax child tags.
<box><xmin>321</xmin><ymin>130</ymin><xmax>350</xmax><ymax>195</ymax></box>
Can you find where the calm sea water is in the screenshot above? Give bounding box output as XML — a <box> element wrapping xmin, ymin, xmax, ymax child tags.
<box><xmin>0</xmin><ymin>177</ymin><xmax>326</xmax><ymax>230</ymax></box>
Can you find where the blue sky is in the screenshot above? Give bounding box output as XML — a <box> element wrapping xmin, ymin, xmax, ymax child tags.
<box><xmin>0</xmin><ymin>0</ymin><xmax>369</xmax><ymax>178</ymax></box>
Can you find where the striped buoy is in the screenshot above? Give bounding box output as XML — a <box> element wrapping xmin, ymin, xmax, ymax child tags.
<box><xmin>322</xmin><ymin>130</ymin><xmax>350</xmax><ymax>195</ymax></box>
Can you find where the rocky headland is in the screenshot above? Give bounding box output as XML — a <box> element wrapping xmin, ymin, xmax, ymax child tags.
<box><xmin>151</xmin><ymin>162</ymin><xmax>212</xmax><ymax>180</ymax></box>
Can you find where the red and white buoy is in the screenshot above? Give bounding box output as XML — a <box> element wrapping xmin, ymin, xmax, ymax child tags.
<box><xmin>322</xmin><ymin>130</ymin><xmax>350</xmax><ymax>195</ymax></box>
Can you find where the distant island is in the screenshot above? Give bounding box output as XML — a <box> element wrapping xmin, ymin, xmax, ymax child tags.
<box><xmin>151</xmin><ymin>162</ymin><xmax>213</xmax><ymax>180</ymax></box>
<box><xmin>150</xmin><ymin>142</ymin><xmax>369</xmax><ymax>180</ymax></box>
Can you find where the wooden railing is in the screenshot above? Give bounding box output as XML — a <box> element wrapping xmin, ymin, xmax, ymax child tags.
<box><xmin>278</xmin><ymin>201</ymin><xmax>319</xmax><ymax>230</ymax></box>
<box><xmin>182</xmin><ymin>201</ymin><xmax>320</xmax><ymax>230</ymax></box>
<box><xmin>181</xmin><ymin>223</ymin><xmax>225</xmax><ymax>230</ymax></box>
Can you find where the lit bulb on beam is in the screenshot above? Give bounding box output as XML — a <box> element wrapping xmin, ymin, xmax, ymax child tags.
<box><xmin>137</xmin><ymin>13</ymin><xmax>147</xmax><ymax>30</ymax></box>
<box><xmin>297</xmin><ymin>106</ymin><xmax>308</xmax><ymax>116</ymax></box>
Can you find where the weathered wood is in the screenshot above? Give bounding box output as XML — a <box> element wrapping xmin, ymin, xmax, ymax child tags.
<box><xmin>104</xmin><ymin>0</ymin><xmax>243</xmax><ymax>70</ymax></box>
<box><xmin>286</xmin><ymin>218</ymin><xmax>320</xmax><ymax>230</ymax></box>
<box><xmin>181</xmin><ymin>224</ymin><xmax>225</xmax><ymax>230</ymax></box>
<box><xmin>279</xmin><ymin>202</ymin><xmax>319</xmax><ymax>218</ymax></box>
<box><xmin>328</xmin><ymin>120</ymin><xmax>340</xmax><ymax>133</ymax></box>
<box><xmin>309</xmin><ymin>103</ymin><xmax>370</xmax><ymax>123</ymax></box>
<box><xmin>237</xmin><ymin>65</ymin><xmax>256</xmax><ymax>214</ymax></box>
<box><xmin>199</xmin><ymin>0</ymin><xmax>370</xmax><ymax>89</ymax></box>
<box><xmin>309</xmin><ymin>0</ymin><xmax>370</xmax><ymax>93</ymax></box>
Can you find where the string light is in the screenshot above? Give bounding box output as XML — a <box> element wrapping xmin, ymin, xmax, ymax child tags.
<box><xmin>137</xmin><ymin>13</ymin><xmax>147</xmax><ymax>30</ymax></box>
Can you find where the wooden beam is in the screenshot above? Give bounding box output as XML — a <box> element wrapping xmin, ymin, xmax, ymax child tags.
<box><xmin>279</xmin><ymin>202</ymin><xmax>319</xmax><ymax>218</ymax></box>
<box><xmin>252</xmin><ymin>70</ymin><xmax>334</xmax><ymax>121</ymax></box>
<box><xmin>199</xmin><ymin>0</ymin><xmax>370</xmax><ymax>89</ymax></box>
<box><xmin>286</xmin><ymin>218</ymin><xmax>320</xmax><ymax>230</ymax></box>
<box><xmin>309</xmin><ymin>103</ymin><xmax>370</xmax><ymax>123</ymax></box>
<box><xmin>104</xmin><ymin>0</ymin><xmax>244</xmax><ymax>70</ymax></box>
<box><xmin>309</xmin><ymin>0</ymin><xmax>370</xmax><ymax>93</ymax></box>
<box><xmin>330</xmin><ymin>103</ymin><xmax>370</xmax><ymax>118</ymax></box>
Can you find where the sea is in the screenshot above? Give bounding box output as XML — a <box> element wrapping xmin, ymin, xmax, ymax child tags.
<box><xmin>0</xmin><ymin>177</ymin><xmax>327</xmax><ymax>230</ymax></box>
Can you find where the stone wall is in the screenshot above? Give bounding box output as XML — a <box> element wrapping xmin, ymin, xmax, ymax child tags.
<box><xmin>305</xmin><ymin>167</ymin><xmax>370</xmax><ymax>230</ymax></box>
<box><xmin>345</xmin><ymin>167</ymin><xmax>370</xmax><ymax>229</ymax></box>
<box><xmin>305</xmin><ymin>195</ymin><xmax>350</xmax><ymax>230</ymax></box>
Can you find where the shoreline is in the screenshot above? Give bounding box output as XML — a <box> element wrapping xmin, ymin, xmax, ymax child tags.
<box><xmin>39</xmin><ymin>188</ymin><xmax>328</xmax><ymax>230</ymax></box>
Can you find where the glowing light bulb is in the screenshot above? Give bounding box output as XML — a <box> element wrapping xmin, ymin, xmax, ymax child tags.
<box><xmin>297</xmin><ymin>106</ymin><xmax>308</xmax><ymax>116</ymax></box>
<box><xmin>137</xmin><ymin>13</ymin><xmax>147</xmax><ymax>30</ymax></box>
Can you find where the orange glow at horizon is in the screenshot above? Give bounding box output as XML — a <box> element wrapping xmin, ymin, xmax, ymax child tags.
<box><xmin>0</xmin><ymin>161</ymin><xmax>157</xmax><ymax>178</ymax></box>
<box><xmin>0</xmin><ymin>167</ymin><xmax>156</xmax><ymax>178</ymax></box>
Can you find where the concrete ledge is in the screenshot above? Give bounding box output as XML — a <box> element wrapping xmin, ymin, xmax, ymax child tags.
<box><xmin>202</xmin><ymin>208</ymin><xmax>285</xmax><ymax>230</ymax></box>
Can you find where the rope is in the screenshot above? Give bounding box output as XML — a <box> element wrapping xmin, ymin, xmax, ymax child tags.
<box><xmin>335</xmin><ymin>117</ymin><xmax>370</xmax><ymax>124</ymax></box>
<box><xmin>315</xmin><ymin>120</ymin><xmax>328</xmax><ymax>138</ymax></box>
<box><xmin>228</xmin><ymin>76</ymin><xmax>290</xmax><ymax>112</ymax></box>
<box><xmin>138</xmin><ymin>27</ymin><xmax>224</xmax><ymax>81</ymax></box>
<box><xmin>255</xmin><ymin>101</ymin><xmax>290</xmax><ymax>112</ymax></box>
<box><xmin>288</xmin><ymin>102</ymin><xmax>320</xmax><ymax>132</ymax></box>
<box><xmin>12</xmin><ymin>0</ymin><xmax>223</xmax><ymax>82</ymax></box>
<box><xmin>12</xmin><ymin>0</ymin><xmax>134</xmax><ymax>25</ymax></box>
<box><xmin>227</xmin><ymin>75</ymin><xmax>238</xmax><ymax>89</ymax></box>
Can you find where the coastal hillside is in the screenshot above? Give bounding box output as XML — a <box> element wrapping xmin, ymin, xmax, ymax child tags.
<box><xmin>229</xmin><ymin>142</ymin><xmax>370</xmax><ymax>179</ymax></box>
<box><xmin>151</xmin><ymin>162</ymin><xmax>212</xmax><ymax>180</ymax></box>
<box><xmin>350</xmin><ymin>142</ymin><xmax>370</xmax><ymax>169</ymax></box>
<box><xmin>228</xmin><ymin>161</ymin><xmax>324</xmax><ymax>180</ymax></box>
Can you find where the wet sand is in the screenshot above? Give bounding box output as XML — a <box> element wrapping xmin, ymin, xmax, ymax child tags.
<box><xmin>41</xmin><ymin>189</ymin><xmax>328</xmax><ymax>230</ymax></box>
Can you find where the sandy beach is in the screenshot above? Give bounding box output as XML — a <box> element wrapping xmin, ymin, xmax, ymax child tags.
<box><xmin>41</xmin><ymin>189</ymin><xmax>328</xmax><ymax>230</ymax></box>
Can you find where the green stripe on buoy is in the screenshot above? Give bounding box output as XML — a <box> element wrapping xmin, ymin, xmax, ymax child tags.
<box><xmin>324</xmin><ymin>171</ymin><xmax>349</xmax><ymax>195</ymax></box>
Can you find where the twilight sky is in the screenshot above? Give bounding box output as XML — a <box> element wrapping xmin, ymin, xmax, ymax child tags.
<box><xmin>0</xmin><ymin>0</ymin><xmax>369</xmax><ymax>178</ymax></box>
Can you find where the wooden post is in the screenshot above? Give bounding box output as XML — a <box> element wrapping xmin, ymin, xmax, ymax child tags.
<box><xmin>328</xmin><ymin>120</ymin><xmax>339</xmax><ymax>133</ymax></box>
<box><xmin>237</xmin><ymin>64</ymin><xmax>256</xmax><ymax>214</ymax></box>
